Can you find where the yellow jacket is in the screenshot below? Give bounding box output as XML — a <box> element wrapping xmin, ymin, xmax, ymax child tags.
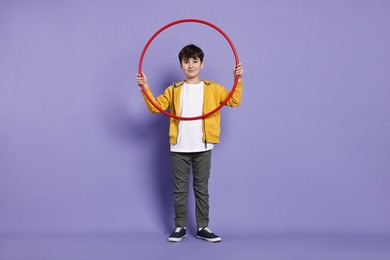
<box><xmin>142</xmin><ymin>80</ymin><xmax>242</xmax><ymax>144</ymax></box>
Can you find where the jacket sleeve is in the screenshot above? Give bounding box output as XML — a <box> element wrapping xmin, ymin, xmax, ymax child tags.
<box><xmin>141</xmin><ymin>86</ymin><xmax>172</xmax><ymax>113</ymax></box>
<box><xmin>220</xmin><ymin>80</ymin><xmax>242</xmax><ymax>107</ymax></box>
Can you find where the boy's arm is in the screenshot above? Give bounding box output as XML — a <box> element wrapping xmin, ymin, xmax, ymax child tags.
<box><xmin>141</xmin><ymin>87</ymin><xmax>171</xmax><ymax>113</ymax></box>
<box><xmin>221</xmin><ymin>63</ymin><xmax>244</xmax><ymax>107</ymax></box>
<box><xmin>136</xmin><ymin>72</ymin><xmax>171</xmax><ymax>113</ymax></box>
<box><xmin>221</xmin><ymin>79</ymin><xmax>242</xmax><ymax>107</ymax></box>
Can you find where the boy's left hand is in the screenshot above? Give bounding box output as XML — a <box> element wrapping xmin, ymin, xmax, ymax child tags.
<box><xmin>234</xmin><ymin>63</ymin><xmax>243</xmax><ymax>79</ymax></box>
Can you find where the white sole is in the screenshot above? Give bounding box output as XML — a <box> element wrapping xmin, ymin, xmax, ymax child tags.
<box><xmin>168</xmin><ymin>235</ymin><xmax>186</xmax><ymax>242</ymax></box>
<box><xmin>196</xmin><ymin>236</ymin><xmax>222</xmax><ymax>243</ymax></box>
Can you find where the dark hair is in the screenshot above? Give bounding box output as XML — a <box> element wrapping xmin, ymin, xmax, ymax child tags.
<box><xmin>178</xmin><ymin>44</ymin><xmax>204</xmax><ymax>63</ymax></box>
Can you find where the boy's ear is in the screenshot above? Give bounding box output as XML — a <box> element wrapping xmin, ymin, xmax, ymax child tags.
<box><xmin>201</xmin><ymin>61</ymin><xmax>204</xmax><ymax>69</ymax></box>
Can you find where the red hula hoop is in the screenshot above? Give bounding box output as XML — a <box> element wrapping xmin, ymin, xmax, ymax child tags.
<box><xmin>138</xmin><ymin>19</ymin><xmax>240</xmax><ymax>121</ymax></box>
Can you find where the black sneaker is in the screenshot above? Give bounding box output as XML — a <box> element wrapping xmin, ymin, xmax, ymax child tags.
<box><xmin>196</xmin><ymin>227</ymin><xmax>221</xmax><ymax>242</ymax></box>
<box><xmin>168</xmin><ymin>227</ymin><xmax>186</xmax><ymax>242</ymax></box>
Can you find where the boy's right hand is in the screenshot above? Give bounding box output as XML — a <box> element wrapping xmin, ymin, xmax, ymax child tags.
<box><xmin>136</xmin><ymin>72</ymin><xmax>149</xmax><ymax>88</ymax></box>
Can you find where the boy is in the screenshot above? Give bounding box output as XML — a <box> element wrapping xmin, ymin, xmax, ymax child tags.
<box><xmin>136</xmin><ymin>44</ymin><xmax>243</xmax><ymax>242</ymax></box>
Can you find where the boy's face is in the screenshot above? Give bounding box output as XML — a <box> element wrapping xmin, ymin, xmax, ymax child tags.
<box><xmin>180</xmin><ymin>57</ymin><xmax>204</xmax><ymax>81</ymax></box>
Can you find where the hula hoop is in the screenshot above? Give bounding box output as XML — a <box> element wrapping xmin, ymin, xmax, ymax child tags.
<box><xmin>138</xmin><ymin>19</ymin><xmax>240</xmax><ymax>121</ymax></box>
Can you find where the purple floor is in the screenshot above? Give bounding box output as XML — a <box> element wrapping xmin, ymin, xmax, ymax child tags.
<box><xmin>1</xmin><ymin>232</ymin><xmax>389</xmax><ymax>260</ymax></box>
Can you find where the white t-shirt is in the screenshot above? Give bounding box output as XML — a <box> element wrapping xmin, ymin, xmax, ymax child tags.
<box><xmin>170</xmin><ymin>81</ymin><xmax>214</xmax><ymax>152</ymax></box>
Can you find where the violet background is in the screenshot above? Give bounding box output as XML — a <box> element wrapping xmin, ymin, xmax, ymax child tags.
<box><xmin>1</xmin><ymin>0</ymin><xmax>390</xmax><ymax>259</ymax></box>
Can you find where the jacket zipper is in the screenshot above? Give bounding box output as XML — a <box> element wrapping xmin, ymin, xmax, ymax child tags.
<box><xmin>203</xmin><ymin>117</ymin><xmax>207</xmax><ymax>149</ymax></box>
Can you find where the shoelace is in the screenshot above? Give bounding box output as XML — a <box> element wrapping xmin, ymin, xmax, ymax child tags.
<box><xmin>174</xmin><ymin>227</ymin><xmax>184</xmax><ymax>233</ymax></box>
<box><xmin>202</xmin><ymin>227</ymin><xmax>213</xmax><ymax>233</ymax></box>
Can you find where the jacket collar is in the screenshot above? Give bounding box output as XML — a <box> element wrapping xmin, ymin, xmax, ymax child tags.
<box><xmin>173</xmin><ymin>80</ymin><xmax>211</xmax><ymax>88</ymax></box>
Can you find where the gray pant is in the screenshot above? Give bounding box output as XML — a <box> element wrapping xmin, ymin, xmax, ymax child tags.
<box><xmin>170</xmin><ymin>150</ymin><xmax>211</xmax><ymax>228</ymax></box>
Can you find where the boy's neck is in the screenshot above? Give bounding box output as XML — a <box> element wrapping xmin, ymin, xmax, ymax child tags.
<box><xmin>185</xmin><ymin>78</ymin><xmax>202</xmax><ymax>84</ymax></box>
